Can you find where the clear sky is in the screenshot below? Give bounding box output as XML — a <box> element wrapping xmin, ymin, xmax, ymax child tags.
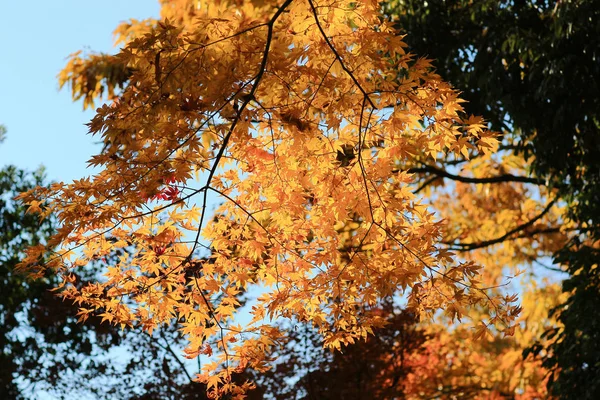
<box><xmin>0</xmin><ymin>0</ymin><xmax>161</xmax><ymax>183</ymax></box>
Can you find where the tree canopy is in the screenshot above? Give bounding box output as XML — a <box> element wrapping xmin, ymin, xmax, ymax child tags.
<box><xmin>13</xmin><ymin>0</ymin><xmax>597</xmax><ymax>398</ymax></box>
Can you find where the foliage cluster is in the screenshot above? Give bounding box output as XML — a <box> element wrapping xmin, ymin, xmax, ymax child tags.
<box><xmin>3</xmin><ymin>0</ymin><xmax>598</xmax><ymax>399</ymax></box>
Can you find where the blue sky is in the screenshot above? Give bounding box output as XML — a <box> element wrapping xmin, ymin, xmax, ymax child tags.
<box><xmin>0</xmin><ymin>0</ymin><xmax>160</xmax><ymax>182</ymax></box>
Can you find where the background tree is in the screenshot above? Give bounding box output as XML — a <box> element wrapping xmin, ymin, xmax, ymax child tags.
<box><xmin>250</xmin><ymin>297</ymin><xmax>555</xmax><ymax>399</ymax></box>
<box><xmin>0</xmin><ymin>126</ymin><xmax>213</xmax><ymax>399</ymax></box>
<box><xmin>384</xmin><ymin>1</ymin><xmax>600</xmax><ymax>398</ymax></box>
<box><xmin>248</xmin><ymin>303</ymin><xmax>431</xmax><ymax>400</ymax></box>
<box><xmin>0</xmin><ymin>132</ymin><xmax>63</xmax><ymax>397</ymax></box>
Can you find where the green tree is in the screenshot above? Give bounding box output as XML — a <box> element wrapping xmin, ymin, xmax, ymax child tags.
<box><xmin>384</xmin><ymin>1</ymin><xmax>600</xmax><ymax>397</ymax></box>
<box><xmin>1</xmin><ymin>154</ymin><xmax>55</xmax><ymax>397</ymax></box>
<box><xmin>0</xmin><ymin>127</ymin><xmax>206</xmax><ymax>399</ymax></box>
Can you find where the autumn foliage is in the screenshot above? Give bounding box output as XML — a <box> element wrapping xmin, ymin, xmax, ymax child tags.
<box><xmin>16</xmin><ymin>0</ymin><xmax>572</xmax><ymax>398</ymax></box>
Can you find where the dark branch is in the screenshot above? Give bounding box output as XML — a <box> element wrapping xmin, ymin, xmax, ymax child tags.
<box><xmin>444</xmin><ymin>199</ymin><xmax>558</xmax><ymax>251</ymax></box>
<box><xmin>308</xmin><ymin>0</ymin><xmax>376</xmax><ymax>109</ymax></box>
<box><xmin>151</xmin><ymin>329</ymin><xmax>194</xmax><ymax>382</ymax></box>
<box><xmin>406</xmin><ymin>164</ymin><xmax>544</xmax><ymax>185</ymax></box>
<box><xmin>413</xmin><ymin>175</ymin><xmax>440</xmax><ymax>194</ymax></box>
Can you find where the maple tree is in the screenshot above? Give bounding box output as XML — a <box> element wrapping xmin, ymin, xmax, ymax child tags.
<box><xmin>17</xmin><ymin>0</ymin><xmax>528</xmax><ymax>397</ymax></box>
<box><xmin>13</xmin><ymin>0</ymin><xmax>594</xmax><ymax>397</ymax></box>
<box><xmin>11</xmin><ymin>2</ymin><xmax>588</xmax><ymax>399</ymax></box>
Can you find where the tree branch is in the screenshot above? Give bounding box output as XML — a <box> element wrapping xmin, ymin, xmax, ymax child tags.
<box><xmin>406</xmin><ymin>164</ymin><xmax>544</xmax><ymax>185</ymax></box>
<box><xmin>308</xmin><ymin>0</ymin><xmax>375</xmax><ymax>108</ymax></box>
<box><xmin>155</xmin><ymin>330</ymin><xmax>194</xmax><ymax>382</ymax></box>
<box><xmin>444</xmin><ymin>199</ymin><xmax>558</xmax><ymax>251</ymax></box>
